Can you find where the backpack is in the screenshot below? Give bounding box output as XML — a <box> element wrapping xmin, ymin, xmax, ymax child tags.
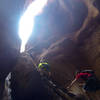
<box><xmin>81</xmin><ymin>69</ymin><xmax>95</xmax><ymax>74</ymax></box>
<box><xmin>78</xmin><ymin>70</ymin><xmax>95</xmax><ymax>81</ymax></box>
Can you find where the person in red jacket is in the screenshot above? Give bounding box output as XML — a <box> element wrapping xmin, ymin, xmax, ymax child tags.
<box><xmin>67</xmin><ymin>70</ymin><xmax>100</xmax><ymax>92</ymax></box>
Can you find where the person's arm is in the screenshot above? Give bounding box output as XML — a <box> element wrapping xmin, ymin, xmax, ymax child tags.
<box><xmin>67</xmin><ymin>78</ymin><xmax>77</xmax><ymax>89</ymax></box>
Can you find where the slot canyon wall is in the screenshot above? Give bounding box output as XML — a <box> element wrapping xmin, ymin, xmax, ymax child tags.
<box><xmin>26</xmin><ymin>0</ymin><xmax>100</xmax><ymax>99</ymax></box>
<box><xmin>27</xmin><ymin>0</ymin><xmax>100</xmax><ymax>85</ymax></box>
<box><xmin>0</xmin><ymin>0</ymin><xmax>100</xmax><ymax>100</ymax></box>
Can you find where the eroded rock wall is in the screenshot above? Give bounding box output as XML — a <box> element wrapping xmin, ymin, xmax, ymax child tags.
<box><xmin>26</xmin><ymin>0</ymin><xmax>99</xmax><ymax>85</ymax></box>
<box><xmin>26</xmin><ymin>0</ymin><xmax>100</xmax><ymax>99</ymax></box>
<box><xmin>1</xmin><ymin>0</ymin><xmax>100</xmax><ymax>100</ymax></box>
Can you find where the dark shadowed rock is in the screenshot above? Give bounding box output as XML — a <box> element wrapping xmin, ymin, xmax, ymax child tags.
<box><xmin>11</xmin><ymin>53</ymin><xmax>52</xmax><ymax>100</ymax></box>
<box><xmin>74</xmin><ymin>94</ymin><xmax>86</xmax><ymax>100</ymax></box>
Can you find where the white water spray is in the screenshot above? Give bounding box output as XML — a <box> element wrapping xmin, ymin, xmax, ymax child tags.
<box><xmin>19</xmin><ymin>0</ymin><xmax>48</xmax><ymax>52</ymax></box>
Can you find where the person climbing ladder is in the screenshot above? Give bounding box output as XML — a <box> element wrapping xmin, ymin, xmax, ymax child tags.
<box><xmin>38</xmin><ymin>58</ymin><xmax>51</xmax><ymax>78</ymax></box>
<box><xmin>67</xmin><ymin>69</ymin><xmax>100</xmax><ymax>100</ymax></box>
<box><xmin>67</xmin><ymin>69</ymin><xmax>100</xmax><ymax>92</ymax></box>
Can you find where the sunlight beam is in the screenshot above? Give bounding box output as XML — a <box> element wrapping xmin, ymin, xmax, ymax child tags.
<box><xmin>19</xmin><ymin>0</ymin><xmax>48</xmax><ymax>52</ymax></box>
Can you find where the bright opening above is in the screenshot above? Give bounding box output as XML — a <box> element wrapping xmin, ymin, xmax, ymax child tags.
<box><xmin>18</xmin><ymin>0</ymin><xmax>48</xmax><ymax>53</ymax></box>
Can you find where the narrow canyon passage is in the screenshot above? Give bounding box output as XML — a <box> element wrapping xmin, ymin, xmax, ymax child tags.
<box><xmin>0</xmin><ymin>0</ymin><xmax>100</xmax><ymax>100</ymax></box>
